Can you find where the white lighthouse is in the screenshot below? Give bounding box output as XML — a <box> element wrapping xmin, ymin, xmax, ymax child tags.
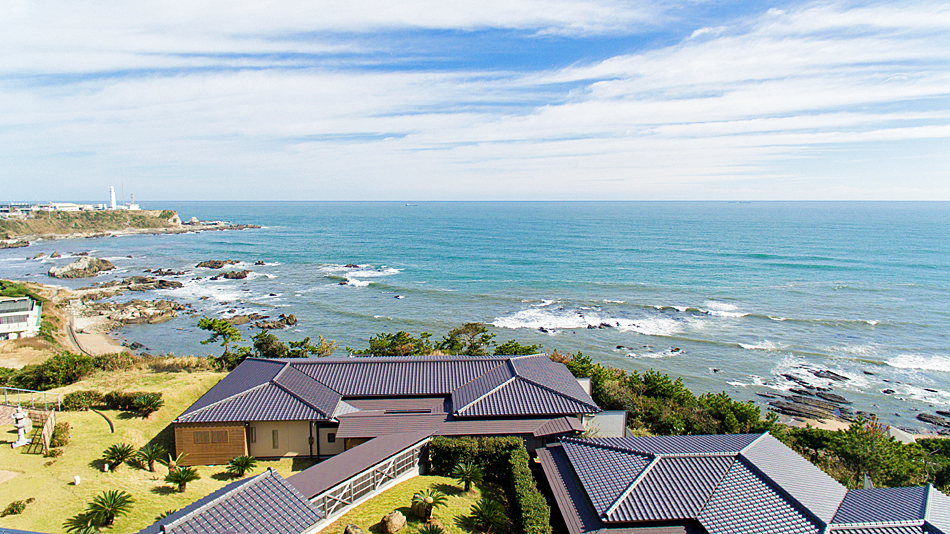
<box><xmin>110</xmin><ymin>186</ymin><xmax>117</xmax><ymax>210</ymax></box>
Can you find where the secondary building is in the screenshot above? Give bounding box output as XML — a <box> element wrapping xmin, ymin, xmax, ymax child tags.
<box><xmin>539</xmin><ymin>433</ymin><xmax>950</xmax><ymax>534</ymax></box>
<box><xmin>0</xmin><ymin>297</ymin><xmax>42</xmax><ymax>341</ymax></box>
<box><xmin>173</xmin><ymin>354</ymin><xmax>600</xmax><ymax>465</ymax></box>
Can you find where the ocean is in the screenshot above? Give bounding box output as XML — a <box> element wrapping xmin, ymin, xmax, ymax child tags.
<box><xmin>2</xmin><ymin>201</ymin><xmax>949</xmax><ymax>430</ymax></box>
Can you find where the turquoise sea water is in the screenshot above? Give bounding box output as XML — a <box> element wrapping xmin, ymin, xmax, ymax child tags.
<box><xmin>2</xmin><ymin>201</ymin><xmax>949</xmax><ymax>430</ymax></box>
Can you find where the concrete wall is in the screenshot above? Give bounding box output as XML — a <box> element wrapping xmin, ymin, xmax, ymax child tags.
<box><xmin>584</xmin><ymin>410</ymin><xmax>628</xmax><ymax>438</ymax></box>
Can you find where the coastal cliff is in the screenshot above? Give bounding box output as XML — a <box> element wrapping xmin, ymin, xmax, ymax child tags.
<box><xmin>0</xmin><ymin>209</ymin><xmax>258</xmax><ymax>244</ymax></box>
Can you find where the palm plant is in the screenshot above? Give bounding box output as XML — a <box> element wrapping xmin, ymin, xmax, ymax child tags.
<box><xmin>452</xmin><ymin>462</ymin><xmax>484</xmax><ymax>492</ymax></box>
<box><xmin>165</xmin><ymin>466</ymin><xmax>200</xmax><ymax>492</ymax></box>
<box><xmin>63</xmin><ymin>512</ymin><xmax>97</xmax><ymax>533</ymax></box>
<box><xmin>102</xmin><ymin>443</ymin><xmax>136</xmax><ymax>470</ymax></box>
<box><xmin>136</xmin><ymin>443</ymin><xmax>168</xmax><ymax>472</ymax></box>
<box><xmin>156</xmin><ymin>509</ymin><xmax>177</xmax><ymax>521</ymax></box>
<box><xmin>411</xmin><ymin>489</ymin><xmax>448</xmax><ymax>522</ymax></box>
<box><xmin>471</xmin><ymin>498</ymin><xmax>507</xmax><ymax>533</ymax></box>
<box><xmin>86</xmin><ymin>490</ymin><xmax>134</xmax><ymax>527</ymax></box>
<box><xmin>133</xmin><ymin>393</ymin><xmax>165</xmax><ymax>417</ymax></box>
<box><xmin>226</xmin><ymin>454</ymin><xmax>257</xmax><ymax>478</ymax></box>
<box><xmin>159</xmin><ymin>451</ymin><xmax>187</xmax><ymax>473</ymax></box>
<box><xmin>418</xmin><ymin>525</ymin><xmax>446</xmax><ymax>534</ymax></box>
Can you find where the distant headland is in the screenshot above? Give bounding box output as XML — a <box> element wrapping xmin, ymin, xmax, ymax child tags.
<box><xmin>0</xmin><ymin>187</ymin><xmax>259</xmax><ymax>247</ymax></box>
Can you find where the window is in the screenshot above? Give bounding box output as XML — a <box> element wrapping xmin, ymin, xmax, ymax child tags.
<box><xmin>194</xmin><ymin>431</ymin><xmax>210</xmax><ymax>444</ymax></box>
<box><xmin>249</xmin><ymin>427</ymin><xmax>257</xmax><ymax>443</ymax></box>
<box><xmin>327</xmin><ymin>432</ymin><xmax>336</xmax><ymax>444</ymax></box>
<box><xmin>272</xmin><ymin>429</ymin><xmax>279</xmax><ymax>449</ymax></box>
<box><xmin>211</xmin><ymin>430</ymin><xmax>228</xmax><ymax>444</ymax></box>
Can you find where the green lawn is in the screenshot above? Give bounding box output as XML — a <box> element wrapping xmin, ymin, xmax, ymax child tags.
<box><xmin>0</xmin><ymin>368</ymin><xmax>317</xmax><ymax>533</ymax></box>
<box><xmin>320</xmin><ymin>475</ymin><xmax>511</xmax><ymax>534</ymax></box>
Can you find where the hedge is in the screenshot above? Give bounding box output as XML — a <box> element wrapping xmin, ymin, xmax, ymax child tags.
<box><xmin>509</xmin><ymin>447</ymin><xmax>552</xmax><ymax>534</ymax></box>
<box><xmin>104</xmin><ymin>391</ymin><xmax>160</xmax><ymax>411</ymax></box>
<box><xmin>428</xmin><ymin>436</ymin><xmax>551</xmax><ymax>534</ymax></box>
<box><xmin>62</xmin><ymin>390</ymin><xmax>104</xmax><ymax>411</ymax></box>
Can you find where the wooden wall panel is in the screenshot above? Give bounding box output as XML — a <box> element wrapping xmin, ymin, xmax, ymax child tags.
<box><xmin>175</xmin><ymin>422</ymin><xmax>247</xmax><ymax>466</ymax></box>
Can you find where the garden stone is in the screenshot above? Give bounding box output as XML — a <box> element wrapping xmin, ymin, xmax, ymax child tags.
<box><xmin>344</xmin><ymin>524</ymin><xmax>365</xmax><ymax>534</ymax></box>
<box><xmin>382</xmin><ymin>510</ymin><xmax>406</xmax><ymax>534</ymax></box>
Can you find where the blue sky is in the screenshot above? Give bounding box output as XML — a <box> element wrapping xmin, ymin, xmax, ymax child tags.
<box><xmin>1</xmin><ymin>0</ymin><xmax>948</xmax><ymax>201</ymax></box>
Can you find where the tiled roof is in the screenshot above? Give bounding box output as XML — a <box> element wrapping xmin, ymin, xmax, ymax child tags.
<box><xmin>176</xmin><ymin>383</ymin><xmax>326</xmax><ymax>423</ymax></box>
<box><xmin>544</xmin><ymin>434</ymin><xmax>950</xmax><ymax>534</ymax></box>
<box><xmin>742</xmin><ymin>433</ymin><xmax>847</xmax><ymax>524</ymax></box>
<box><xmin>698</xmin><ymin>458</ymin><xmax>821</xmax><ymax>534</ymax></box>
<box><xmin>580</xmin><ymin>433</ymin><xmax>760</xmax><ymax>456</ymax></box>
<box><xmin>136</xmin><ymin>469</ymin><xmax>321</xmax><ymax>534</ymax></box>
<box><xmin>176</xmin><ymin>354</ymin><xmax>598</xmax><ymax>425</ymax></box>
<box><xmin>834</xmin><ymin>487</ymin><xmax>929</xmax><ymax>524</ymax></box>
<box><xmin>289</xmin><ymin>431</ymin><xmax>433</xmax><ymax>499</ymax></box>
<box><xmin>336</xmin><ymin>412</ymin><xmax>586</xmax><ymax>439</ymax></box>
<box><xmin>609</xmin><ymin>455</ymin><xmax>734</xmax><ymax>523</ymax></box>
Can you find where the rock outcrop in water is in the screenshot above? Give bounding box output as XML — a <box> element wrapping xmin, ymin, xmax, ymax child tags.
<box><xmin>196</xmin><ymin>259</ymin><xmax>240</xmax><ymax>269</ymax></box>
<box><xmin>223</xmin><ymin>270</ymin><xmax>251</xmax><ymax>279</ymax></box>
<box><xmin>253</xmin><ymin>314</ymin><xmax>297</xmax><ymax>329</ymax></box>
<box><xmin>48</xmin><ymin>256</ymin><xmax>115</xmax><ymax>278</ymax></box>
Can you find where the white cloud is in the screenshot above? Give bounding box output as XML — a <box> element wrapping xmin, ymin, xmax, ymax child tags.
<box><xmin>1</xmin><ymin>0</ymin><xmax>949</xmax><ymax>200</ymax></box>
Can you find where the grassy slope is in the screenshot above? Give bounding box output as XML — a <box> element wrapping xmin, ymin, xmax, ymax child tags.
<box><xmin>0</xmin><ymin>210</ymin><xmax>178</xmax><ymax>239</ymax></box>
<box><xmin>0</xmin><ymin>368</ymin><xmax>316</xmax><ymax>533</ymax></box>
<box><xmin>321</xmin><ymin>476</ymin><xmax>510</xmax><ymax>534</ymax></box>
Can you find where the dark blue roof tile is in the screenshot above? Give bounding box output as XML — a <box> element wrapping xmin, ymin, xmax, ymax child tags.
<box><xmin>833</xmin><ymin>487</ymin><xmax>928</xmax><ymax>524</ymax></box>
<box><xmin>608</xmin><ymin>455</ymin><xmax>734</xmax><ymax>523</ymax></box>
<box><xmin>582</xmin><ymin>433</ymin><xmax>760</xmax><ymax>456</ymax></box>
<box><xmin>182</xmin><ymin>358</ymin><xmax>285</xmax><ymax>416</ymax></box>
<box><xmin>177</xmin><ymin>383</ymin><xmax>324</xmax><ymax>423</ymax></box>
<box><xmin>273</xmin><ymin>364</ymin><xmax>341</xmax><ymax>418</ymax></box>
<box><xmin>699</xmin><ymin>458</ymin><xmax>821</xmax><ymax>534</ymax></box>
<box><xmin>457</xmin><ymin>377</ymin><xmax>598</xmax><ymax>417</ymax></box>
<box><xmin>560</xmin><ymin>438</ymin><xmax>653</xmax><ymax>515</ymax></box>
<box><xmin>742</xmin><ymin>433</ymin><xmax>848</xmax><ymax>524</ymax></box>
<box><xmin>926</xmin><ymin>485</ymin><xmax>950</xmax><ymax>534</ymax></box>
<box><xmin>136</xmin><ymin>469</ymin><xmax>321</xmax><ymax>534</ymax></box>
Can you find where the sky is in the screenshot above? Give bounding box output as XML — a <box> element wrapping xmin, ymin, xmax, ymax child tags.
<box><xmin>1</xmin><ymin>0</ymin><xmax>949</xmax><ymax>201</ymax></box>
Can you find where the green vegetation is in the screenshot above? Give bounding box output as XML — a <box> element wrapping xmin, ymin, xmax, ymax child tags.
<box><xmin>198</xmin><ymin>316</ymin><xmax>247</xmax><ymax>370</ymax></box>
<box><xmin>87</xmin><ymin>490</ymin><xmax>135</xmax><ymax>527</ymax></box>
<box><xmin>0</xmin><ymin>352</ymin><xmax>94</xmax><ymax>391</ymax></box>
<box><xmin>350</xmin><ymin>323</ymin><xmax>541</xmax><ymax>356</ymax></box>
<box><xmin>471</xmin><ymin>498</ymin><xmax>506</xmax><ymax>533</ymax></box>
<box><xmin>556</xmin><ymin>351</ymin><xmax>774</xmax><ymax>435</ymax></box>
<box><xmin>412</xmin><ymin>489</ymin><xmax>448</xmax><ymax>522</ymax></box>
<box><xmin>103</xmin><ymin>443</ymin><xmax>137</xmax><ymax>470</ymax></box>
<box><xmin>451</xmin><ymin>462</ymin><xmax>484</xmax><ymax>492</ymax></box>
<box><xmin>165</xmin><ymin>466</ymin><xmax>201</xmax><ymax>492</ymax></box>
<box><xmin>226</xmin><ymin>455</ymin><xmax>257</xmax><ymax>478</ymax></box>
<box><xmin>2</xmin><ymin>498</ymin><xmax>34</xmax><ymax>517</ymax></box>
<box><xmin>133</xmin><ymin>393</ymin><xmax>165</xmax><ymax>416</ymax></box>
<box><xmin>0</xmin><ymin>210</ymin><xmax>180</xmax><ymax>240</ymax></box>
<box><xmin>429</xmin><ymin>436</ymin><xmax>549</xmax><ymax>534</ymax></box>
<box><xmin>0</xmin><ymin>279</ymin><xmax>47</xmax><ymax>302</ymax></box>
<box><xmin>136</xmin><ymin>443</ymin><xmax>168</xmax><ymax>473</ymax></box>
<box><xmin>321</xmin><ymin>476</ymin><xmax>498</xmax><ymax>534</ymax></box>
<box><xmin>50</xmin><ymin>422</ymin><xmax>71</xmax><ymax>448</ymax></box>
<box><xmin>251</xmin><ymin>331</ymin><xmax>337</xmax><ymax>359</ymax></box>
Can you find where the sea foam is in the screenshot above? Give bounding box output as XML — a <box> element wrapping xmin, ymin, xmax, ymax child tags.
<box><xmin>888</xmin><ymin>354</ymin><xmax>950</xmax><ymax>374</ymax></box>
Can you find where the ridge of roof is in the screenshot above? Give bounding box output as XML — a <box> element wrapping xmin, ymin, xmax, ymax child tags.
<box><xmin>454</xmin><ymin>376</ymin><xmax>517</xmax><ymax>415</ymax></box>
<box><xmin>734</xmin><ymin>450</ymin><xmax>830</xmax><ymax>529</ymax></box>
<box><xmin>159</xmin><ymin>468</ymin><xmax>279</xmax><ymax>532</ymax></box>
<box><xmin>175</xmin><ymin>381</ymin><xmax>272</xmax><ymax>423</ymax></box>
<box><xmin>271</xmin><ymin>374</ymin><xmax>332</xmax><ymax>420</ymax></box>
<box><xmin>738</xmin><ymin>431</ymin><xmax>770</xmax><ymax>453</ymax></box>
<box><xmin>514</xmin><ymin>373</ymin><xmax>600</xmax><ymax>413</ymax></box>
<box><xmin>926</xmin><ymin>484</ymin><xmax>936</xmax><ymax>521</ymax></box>
<box><xmin>693</xmin><ymin>456</ymin><xmax>736</xmax><ymax>522</ymax></box>
<box><xmin>603</xmin><ymin>456</ymin><xmax>661</xmax><ymax>519</ymax></box>
<box><xmin>272</xmin><ymin>355</ymin><xmax>513</xmax><ymax>364</ymax></box>
<box><xmin>559</xmin><ymin>436</ymin><xmax>651</xmax><ymax>457</ymax></box>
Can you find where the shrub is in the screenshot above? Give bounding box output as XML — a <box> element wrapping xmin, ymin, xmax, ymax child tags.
<box><xmin>133</xmin><ymin>393</ymin><xmax>165</xmax><ymax>416</ymax></box>
<box><xmin>165</xmin><ymin>466</ymin><xmax>200</xmax><ymax>492</ymax></box>
<box><xmin>452</xmin><ymin>462</ymin><xmax>484</xmax><ymax>492</ymax></box>
<box><xmin>86</xmin><ymin>490</ymin><xmax>134</xmax><ymax>527</ymax></box>
<box><xmin>92</xmin><ymin>352</ymin><xmax>139</xmax><ymax>371</ymax></box>
<box><xmin>10</xmin><ymin>352</ymin><xmax>93</xmax><ymax>390</ymax></box>
<box><xmin>429</xmin><ymin>436</ymin><xmax>478</xmax><ymax>476</ymax></box>
<box><xmin>136</xmin><ymin>443</ymin><xmax>168</xmax><ymax>472</ymax></box>
<box><xmin>509</xmin><ymin>447</ymin><xmax>552</xmax><ymax>534</ymax></box>
<box><xmin>102</xmin><ymin>443</ymin><xmax>136</xmax><ymax>470</ymax></box>
<box><xmin>2</xmin><ymin>497</ymin><xmax>34</xmax><ymax>517</ymax></box>
<box><xmin>418</xmin><ymin>525</ymin><xmax>445</xmax><ymax>534</ymax></box>
<box><xmin>471</xmin><ymin>498</ymin><xmax>507</xmax><ymax>533</ymax></box>
<box><xmin>62</xmin><ymin>390</ymin><xmax>103</xmax><ymax>411</ymax></box>
<box><xmin>411</xmin><ymin>489</ymin><xmax>448</xmax><ymax>522</ymax></box>
<box><xmin>428</xmin><ymin>436</ymin><xmax>521</xmax><ymax>482</ymax></box>
<box><xmin>50</xmin><ymin>422</ymin><xmax>71</xmax><ymax>447</ymax></box>
<box><xmin>104</xmin><ymin>391</ymin><xmax>159</xmax><ymax>411</ymax></box>
<box><xmin>145</xmin><ymin>355</ymin><xmax>217</xmax><ymax>372</ymax></box>
<box><xmin>226</xmin><ymin>455</ymin><xmax>257</xmax><ymax>478</ymax></box>
<box><xmin>44</xmin><ymin>447</ymin><xmax>64</xmax><ymax>458</ymax></box>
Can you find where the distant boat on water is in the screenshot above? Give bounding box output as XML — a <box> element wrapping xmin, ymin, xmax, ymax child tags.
<box><xmin>406</xmin><ymin>203</ymin><xmax>417</xmax><ymax>206</ymax></box>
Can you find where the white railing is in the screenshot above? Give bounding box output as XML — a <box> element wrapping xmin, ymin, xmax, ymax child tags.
<box><xmin>310</xmin><ymin>438</ymin><xmax>429</xmax><ymax>527</ymax></box>
<box><xmin>1</xmin><ymin>387</ymin><xmax>61</xmax><ymax>411</ymax></box>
